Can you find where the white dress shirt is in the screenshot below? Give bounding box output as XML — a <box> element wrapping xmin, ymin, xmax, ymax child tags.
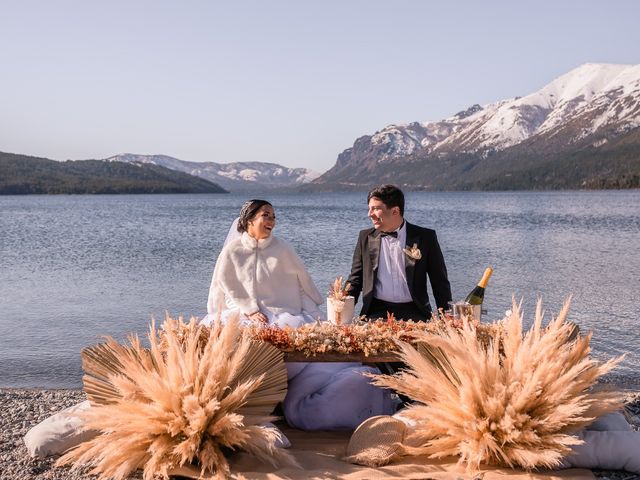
<box><xmin>373</xmin><ymin>222</ymin><xmax>413</xmax><ymax>303</ymax></box>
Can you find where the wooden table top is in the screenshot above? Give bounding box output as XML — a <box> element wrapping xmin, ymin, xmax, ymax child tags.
<box><xmin>282</xmin><ymin>350</ymin><xmax>401</xmax><ymax>363</ymax></box>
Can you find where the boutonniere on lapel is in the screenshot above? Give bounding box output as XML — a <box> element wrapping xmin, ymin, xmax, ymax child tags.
<box><xmin>403</xmin><ymin>243</ymin><xmax>422</xmax><ymax>261</ymax></box>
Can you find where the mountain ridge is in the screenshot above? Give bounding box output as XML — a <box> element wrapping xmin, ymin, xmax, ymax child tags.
<box><xmin>310</xmin><ymin>63</ymin><xmax>640</xmax><ymax>191</ymax></box>
<box><xmin>107</xmin><ymin>154</ymin><xmax>320</xmax><ymax>192</ymax></box>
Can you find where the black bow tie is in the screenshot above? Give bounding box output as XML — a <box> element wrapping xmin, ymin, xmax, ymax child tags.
<box><xmin>380</xmin><ymin>231</ymin><xmax>398</xmax><ymax>238</ymax></box>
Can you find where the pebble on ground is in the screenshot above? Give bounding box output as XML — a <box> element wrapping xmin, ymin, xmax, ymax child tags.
<box><xmin>1</xmin><ymin>389</ymin><xmax>639</xmax><ymax>480</ymax></box>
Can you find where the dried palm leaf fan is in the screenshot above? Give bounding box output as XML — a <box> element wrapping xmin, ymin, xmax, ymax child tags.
<box><xmin>57</xmin><ymin>314</ymin><xmax>293</xmax><ymax>480</ymax></box>
<box><xmin>371</xmin><ymin>298</ymin><xmax>624</xmax><ymax>471</ymax></box>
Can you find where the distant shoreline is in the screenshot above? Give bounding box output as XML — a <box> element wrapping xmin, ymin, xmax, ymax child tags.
<box><xmin>0</xmin><ymin>189</ymin><xmax>229</xmax><ymax>195</ymax></box>
<box><xmin>1</xmin><ymin>186</ymin><xmax>639</xmax><ymax>196</ymax></box>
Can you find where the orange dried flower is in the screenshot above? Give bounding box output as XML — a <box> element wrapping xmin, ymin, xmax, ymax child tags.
<box><xmin>329</xmin><ymin>276</ymin><xmax>351</xmax><ymax>301</ymax></box>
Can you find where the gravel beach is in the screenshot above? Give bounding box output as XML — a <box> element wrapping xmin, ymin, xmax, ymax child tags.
<box><xmin>2</xmin><ymin>388</ymin><xmax>640</xmax><ymax>480</ymax></box>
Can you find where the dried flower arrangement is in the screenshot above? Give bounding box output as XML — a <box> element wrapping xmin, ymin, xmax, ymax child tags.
<box><xmin>58</xmin><ymin>315</ymin><xmax>295</xmax><ymax>480</ymax></box>
<box><xmin>329</xmin><ymin>276</ymin><xmax>351</xmax><ymax>302</ymax></box>
<box><xmin>370</xmin><ymin>299</ymin><xmax>624</xmax><ymax>471</ymax></box>
<box><xmin>247</xmin><ymin>311</ymin><xmax>499</xmax><ymax>358</ymax></box>
<box><xmin>327</xmin><ymin>276</ymin><xmax>354</xmax><ymax>325</ymax></box>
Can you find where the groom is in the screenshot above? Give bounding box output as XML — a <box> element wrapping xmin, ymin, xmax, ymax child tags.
<box><xmin>347</xmin><ymin>184</ymin><xmax>452</xmax><ymax>321</ymax></box>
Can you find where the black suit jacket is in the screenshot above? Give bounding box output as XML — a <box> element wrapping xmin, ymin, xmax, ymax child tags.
<box><xmin>347</xmin><ymin>222</ymin><xmax>452</xmax><ymax>318</ymax></box>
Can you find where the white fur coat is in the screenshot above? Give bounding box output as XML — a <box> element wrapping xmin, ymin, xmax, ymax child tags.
<box><xmin>207</xmin><ymin>232</ymin><xmax>323</xmax><ymax>317</ymax></box>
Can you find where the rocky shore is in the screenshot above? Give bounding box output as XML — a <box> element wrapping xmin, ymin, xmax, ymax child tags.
<box><xmin>1</xmin><ymin>389</ymin><xmax>96</xmax><ymax>480</ymax></box>
<box><xmin>1</xmin><ymin>388</ymin><xmax>639</xmax><ymax>480</ymax></box>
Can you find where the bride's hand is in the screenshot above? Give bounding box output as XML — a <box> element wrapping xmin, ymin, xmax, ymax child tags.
<box><xmin>247</xmin><ymin>311</ymin><xmax>269</xmax><ymax>324</ymax></box>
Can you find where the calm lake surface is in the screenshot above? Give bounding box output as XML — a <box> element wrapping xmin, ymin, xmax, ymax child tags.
<box><xmin>1</xmin><ymin>191</ymin><xmax>639</xmax><ymax>388</ymax></box>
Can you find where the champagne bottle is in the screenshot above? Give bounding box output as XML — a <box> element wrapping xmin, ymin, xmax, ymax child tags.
<box><xmin>465</xmin><ymin>267</ymin><xmax>493</xmax><ymax>305</ymax></box>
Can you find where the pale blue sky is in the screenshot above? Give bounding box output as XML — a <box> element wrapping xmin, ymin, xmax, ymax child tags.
<box><xmin>1</xmin><ymin>0</ymin><xmax>639</xmax><ymax>171</ymax></box>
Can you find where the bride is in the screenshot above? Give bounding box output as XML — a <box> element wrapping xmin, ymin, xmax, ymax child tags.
<box><xmin>204</xmin><ymin>199</ymin><xmax>396</xmax><ymax>431</ymax></box>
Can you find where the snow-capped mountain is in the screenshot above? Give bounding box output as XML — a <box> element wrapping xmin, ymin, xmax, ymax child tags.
<box><xmin>313</xmin><ymin>63</ymin><xmax>640</xmax><ymax>189</ymax></box>
<box><xmin>106</xmin><ymin>154</ymin><xmax>321</xmax><ymax>192</ymax></box>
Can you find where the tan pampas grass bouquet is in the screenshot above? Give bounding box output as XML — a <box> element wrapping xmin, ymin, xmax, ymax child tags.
<box><xmin>370</xmin><ymin>298</ymin><xmax>624</xmax><ymax>471</ymax></box>
<box><xmin>57</xmin><ymin>315</ymin><xmax>294</xmax><ymax>480</ymax></box>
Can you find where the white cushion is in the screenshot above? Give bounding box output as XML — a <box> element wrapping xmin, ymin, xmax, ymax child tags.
<box><xmin>586</xmin><ymin>411</ymin><xmax>632</xmax><ymax>431</ymax></box>
<box><xmin>562</xmin><ymin>430</ymin><xmax>640</xmax><ymax>473</ymax></box>
<box><xmin>24</xmin><ymin>400</ymin><xmax>97</xmax><ymax>458</ymax></box>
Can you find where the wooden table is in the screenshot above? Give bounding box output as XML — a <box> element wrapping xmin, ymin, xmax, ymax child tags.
<box><xmin>282</xmin><ymin>351</ymin><xmax>400</xmax><ymax>363</ymax></box>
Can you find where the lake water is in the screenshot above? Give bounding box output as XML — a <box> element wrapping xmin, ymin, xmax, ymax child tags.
<box><xmin>1</xmin><ymin>191</ymin><xmax>639</xmax><ymax>388</ymax></box>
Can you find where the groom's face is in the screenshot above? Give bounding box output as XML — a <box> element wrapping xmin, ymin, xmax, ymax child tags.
<box><xmin>368</xmin><ymin>197</ymin><xmax>402</xmax><ymax>232</ymax></box>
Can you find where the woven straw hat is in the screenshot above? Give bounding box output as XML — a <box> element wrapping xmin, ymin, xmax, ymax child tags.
<box><xmin>344</xmin><ymin>415</ymin><xmax>407</xmax><ymax>467</ymax></box>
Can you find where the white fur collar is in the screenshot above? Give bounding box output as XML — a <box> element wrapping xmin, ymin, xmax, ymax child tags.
<box><xmin>240</xmin><ymin>231</ymin><xmax>274</xmax><ymax>250</ymax></box>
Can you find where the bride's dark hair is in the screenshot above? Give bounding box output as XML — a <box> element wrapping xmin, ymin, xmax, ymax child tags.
<box><xmin>237</xmin><ymin>199</ymin><xmax>273</xmax><ymax>232</ymax></box>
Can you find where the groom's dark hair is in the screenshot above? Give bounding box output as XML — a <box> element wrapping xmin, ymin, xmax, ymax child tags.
<box><xmin>237</xmin><ymin>199</ymin><xmax>273</xmax><ymax>232</ymax></box>
<box><xmin>367</xmin><ymin>185</ymin><xmax>404</xmax><ymax>216</ymax></box>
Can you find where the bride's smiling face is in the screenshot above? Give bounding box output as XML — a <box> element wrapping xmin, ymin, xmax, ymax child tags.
<box><xmin>247</xmin><ymin>205</ymin><xmax>276</xmax><ymax>240</ymax></box>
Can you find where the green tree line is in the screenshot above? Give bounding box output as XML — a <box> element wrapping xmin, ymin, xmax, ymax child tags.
<box><xmin>0</xmin><ymin>152</ymin><xmax>228</xmax><ymax>194</ymax></box>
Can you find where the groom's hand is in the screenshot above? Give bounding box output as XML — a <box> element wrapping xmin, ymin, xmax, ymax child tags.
<box><xmin>248</xmin><ymin>311</ymin><xmax>269</xmax><ymax>324</ymax></box>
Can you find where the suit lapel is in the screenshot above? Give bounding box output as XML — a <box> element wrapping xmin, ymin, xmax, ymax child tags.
<box><xmin>368</xmin><ymin>230</ymin><xmax>381</xmax><ymax>273</ymax></box>
<box><xmin>404</xmin><ymin>222</ymin><xmax>419</xmax><ymax>297</ymax></box>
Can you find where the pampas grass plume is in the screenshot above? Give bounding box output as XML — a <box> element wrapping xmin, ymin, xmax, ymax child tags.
<box><xmin>371</xmin><ymin>298</ymin><xmax>624</xmax><ymax>471</ymax></box>
<box><xmin>57</xmin><ymin>314</ymin><xmax>293</xmax><ymax>480</ymax></box>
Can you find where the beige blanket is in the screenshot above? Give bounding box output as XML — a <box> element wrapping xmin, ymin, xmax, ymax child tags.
<box><xmin>224</xmin><ymin>427</ymin><xmax>594</xmax><ymax>480</ymax></box>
